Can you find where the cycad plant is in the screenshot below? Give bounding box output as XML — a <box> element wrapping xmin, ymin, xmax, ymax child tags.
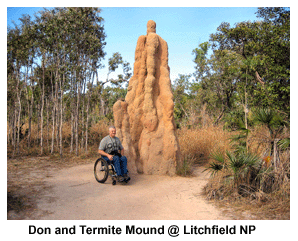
<box><xmin>254</xmin><ymin>108</ymin><xmax>288</xmax><ymax>152</ymax></box>
<box><xmin>206</xmin><ymin>150</ymin><xmax>262</xmax><ymax>189</ymax></box>
<box><xmin>207</xmin><ymin>150</ymin><xmax>226</xmax><ymax>177</ymax></box>
<box><xmin>254</xmin><ymin>107</ymin><xmax>289</xmax><ymax>170</ymax></box>
<box><xmin>206</xmin><ymin>114</ymin><xmax>263</xmax><ymax>190</ymax></box>
<box><xmin>229</xmin><ymin>117</ymin><xmax>250</xmax><ymax>155</ymax></box>
<box><xmin>278</xmin><ymin>137</ymin><xmax>290</xmax><ymax>150</ymax></box>
<box><xmin>254</xmin><ymin>108</ymin><xmax>285</xmax><ymax>137</ymax></box>
<box><xmin>205</xmin><ymin>107</ymin><xmax>289</xmax><ymax>197</ymax></box>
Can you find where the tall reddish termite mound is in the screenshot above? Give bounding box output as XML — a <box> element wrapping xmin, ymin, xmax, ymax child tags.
<box><xmin>113</xmin><ymin>20</ymin><xmax>181</xmax><ymax>175</ymax></box>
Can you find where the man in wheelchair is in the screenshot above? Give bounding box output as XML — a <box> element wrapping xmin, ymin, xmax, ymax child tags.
<box><xmin>98</xmin><ymin>126</ymin><xmax>130</xmax><ymax>183</ymax></box>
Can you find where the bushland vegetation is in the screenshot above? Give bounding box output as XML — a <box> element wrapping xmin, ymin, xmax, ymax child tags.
<box><xmin>7</xmin><ymin>7</ymin><xmax>289</xmax><ymax>219</ymax></box>
<box><xmin>174</xmin><ymin>7</ymin><xmax>289</xmax><ymax>219</ymax></box>
<box><xmin>7</xmin><ymin>8</ymin><xmax>130</xmax><ymax>158</ymax></box>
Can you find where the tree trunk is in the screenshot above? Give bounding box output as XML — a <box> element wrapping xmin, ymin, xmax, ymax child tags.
<box><xmin>51</xmin><ymin>87</ymin><xmax>56</xmax><ymax>154</ymax></box>
<box><xmin>201</xmin><ymin>103</ymin><xmax>207</xmax><ymax>127</ymax></box>
<box><xmin>17</xmin><ymin>99</ymin><xmax>21</xmax><ymax>155</ymax></box>
<box><xmin>85</xmin><ymin>78</ymin><xmax>92</xmax><ymax>152</ymax></box>
<box><xmin>13</xmin><ymin>104</ymin><xmax>17</xmax><ymax>156</ymax></box>
<box><xmin>59</xmin><ymin>74</ymin><xmax>65</xmax><ymax>157</ymax></box>
<box><xmin>81</xmin><ymin>78</ymin><xmax>86</xmax><ymax>151</ymax></box>
<box><xmin>16</xmin><ymin>68</ymin><xmax>21</xmax><ymax>155</ymax></box>
<box><xmin>273</xmin><ymin>139</ymin><xmax>280</xmax><ymax>171</ymax></box>
<box><xmin>70</xmin><ymin>76</ymin><xmax>75</xmax><ymax>154</ymax></box>
<box><xmin>255</xmin><ymin>71</ymin><xmax>265</xmax><ymax>86</ymax></box>
<box><xmin>40</xmin><ymin>95</ymin><xmax>44</xmax><ymax>155</ymax></box>
<box><xmin>40</xmin><ymin>58</ymin><xmax>46</xmax><ymax>155</ymax></box>
<box><xmin>244</xmin><ymin>69</ymin><xmax>248</xmax><ymax>129</ymax></box>
<box><xmin>214</xmin><ymin>107</ymin><xmax>225</xmax><ymax>126</ymax></box>
<box><xmin>76</xmin><ymin>80</ymin><xmax>81</xmax><ymax>156</ymax></box>
<box><xmin>28</xmin><ymin>90</ymin><xmax>34</xmax><ymax>148</ymax></box>
<box><xmin>59</xmin><ymin>93</ymin><xmax>63</xmax><ymax>157</ymax></box>
<box><xmin>7</xmin><ymin>115</ymin><xmax>11</xmax><ymax>145</ymax></box>
<box><xmin>70</xmin><ymin>111</ymin><xmax>74</xmax><ymax>153</ymax></box>
<box><xmin>46</xmin><ymin>98</ymin><xmax>49</xmax><ymax>152</ymax></box>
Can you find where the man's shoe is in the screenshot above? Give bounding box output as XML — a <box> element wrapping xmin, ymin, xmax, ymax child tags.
<box><xmin>123</xmin><ymin>174</ymin><xmax>130</xmax><ymax>182</ymax></box>
<box><xmin>118</xmin><ymin>176</ymin><xmax>125</xmax><ymax>182</ymax></box>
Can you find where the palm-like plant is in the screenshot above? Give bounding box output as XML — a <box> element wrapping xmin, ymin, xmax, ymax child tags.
<box><xmin>205</xmin><ymin>107</ymin><xmax>289</xmax><ymax>200</ymax></box>
<box><xmin>229</xmin><ymin>117</ymin><xmax>250</xmax><ymax>155</ymax></box>
<box><xmin>205</xmin><ymin>151</ymin><xmax>226</xmax><ymax>177</ymax></box>
<box><xmin>254</xmin><ymin>107</ymin><xmax>287</xmax><ymax>141</ymax></box>
<box><xmin>277</xmin><ymin>137</ymin><xmax>290</xmax><ymax>150</ymax></box>
<box><xmin>254</xmin><ymin>107</ymin><xmax>289</xmax><ymax>168</ymax></box>
<box><xmin>206</xmin><ymin>150</ymin><xmax>262</xmax><ymax>188</ymax></box>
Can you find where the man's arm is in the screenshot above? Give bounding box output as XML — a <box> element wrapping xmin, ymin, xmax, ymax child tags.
<box><xmin>98</xmin><ymin>149</ymin><xmax>113</xmax><ymax>161</ymax></box>
<box><xmin>118</xmin><ymin>138</ymin><xmax>124</xmax><ymax>156</ymax></box>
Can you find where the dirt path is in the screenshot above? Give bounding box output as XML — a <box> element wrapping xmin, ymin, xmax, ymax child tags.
<box><xmin>30</xmin><ymin>163</ymin><xmax>233</xmax><ymax>220</ymax></box>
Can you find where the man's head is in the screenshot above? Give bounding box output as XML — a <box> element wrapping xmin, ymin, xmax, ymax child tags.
<box><xmin>109</xmin><ymin>126</ymin><xmax>116</xmax><ymax>138</ymax></box>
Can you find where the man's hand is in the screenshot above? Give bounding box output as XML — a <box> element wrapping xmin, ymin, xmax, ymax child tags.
<box><xmin>98</xmin><ymin>149</ymin><xmax>114</xmax><ymax>161</ymax></box>
<box><xmin>107</xmin><ymin>154</ymin><xmax>114</xmax><ymax>161</ymax></box>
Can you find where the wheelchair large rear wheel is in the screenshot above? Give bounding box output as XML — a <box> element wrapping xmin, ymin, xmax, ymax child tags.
<box><xmin>94</xmin><ymin>158</ymin><xmax>109</xmax><ymax>183</ymax></box>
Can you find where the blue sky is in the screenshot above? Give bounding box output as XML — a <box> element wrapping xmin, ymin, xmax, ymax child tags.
<box><xmin>7</xmin><ymin>7</ymin><xmax>260</xmax><ymax>83</ymax></box>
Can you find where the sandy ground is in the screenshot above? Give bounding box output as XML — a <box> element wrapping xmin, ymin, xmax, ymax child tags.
<box><xmin>25</xmin><ymin>163</ymin><xmax>234</xmax><ymax>220</ymax></box>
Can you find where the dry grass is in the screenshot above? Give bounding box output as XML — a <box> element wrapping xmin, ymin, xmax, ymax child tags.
<box><xmin>7</xmin><ymin>119</ymin><xmax>110</xmax><ymax>157</ymax></box>
<box><xmin>89</xmin><ymin>120</ymin><xmax>109</xmax><ymax>145</ymax></box>
<box><xmin>199</xmin><ymin>126</ymin><xmax>290</xmax><ymax>220</ymax></box>
<box><xmin>202</xmin><ymin>171</ymin><xmax>290</xmax><ymax>220</ymax></box>
<box><xmin>177</xmin><ymin>124</ymin><xmax>232</xmax><ymax>166</ymax></box>
<box><xmin>176</xmin><ymin>121</ymin><xmax>290</xmax><ymax>219</ymax></box>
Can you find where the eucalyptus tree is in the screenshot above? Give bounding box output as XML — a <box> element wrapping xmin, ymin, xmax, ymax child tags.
<box><xmin>66</xmin><ymin>7</ymin><xmax>106</xmax><ymax>155</ymax></box>
<box><xmin>210</xmin><ymin>7</ymin><xmax>290</xmax><ymax>115</ymax></box>
<box><xmin>7</xmin><ymin>26</ymin><xmax>22</xmax><ymax>154</ymax></box>
<box><xmin>7</xmin><ymin>7</ymin><xmax>130</xmax><ymax>156</ymax></box>
<box><xmin>193</xmin><ymin>42</ymin><xmax>245</xmax><ymax>125</ymax></box>
<box><xmin>7</xmin><ymin>17</ymin><xmax>37</xmax><ymax>154</ymax></box>
<box><xmin>172</xmin><ymin>74</ymin><xmax>192</xmax><ymax>125</ymax></box>
<box><xmin>191</xmin><ymin>7</ymin><xmax>289</xmax><ymax>128</ymax></box>
<box><xmin>97</xmin><ymin>52</ymin><xmax>132</xmax><ymax>117</ymax></box>
<box><xmin>19</xmin><ymin>14</ymin><xmax>39</xmax><ymax>149</ymax></box>
<box><xmin>33</xmin><ymin>7</ymin><xmax>106</xmax><ymax>156</ymax></box>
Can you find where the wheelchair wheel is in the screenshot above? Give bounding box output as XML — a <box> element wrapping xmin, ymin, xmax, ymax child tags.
<box><xmin>94</xmin><ymin>158</ymin><xmax>109</xmax><ymax>183</ymax></box>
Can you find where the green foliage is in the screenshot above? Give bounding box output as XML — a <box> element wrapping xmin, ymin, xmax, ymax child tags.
<box><xmin>172</xmin><ymin>74</ymin><xmax>194</xmax><ymax>125</ymax></box>
<box><xmin>7</xmin><ymin>7</ymin><xmax>134</xmax><ymax>156</ymax></box>
<box><xmin>192</xmin><ymin>42</ymin><xmax>211</xmax><ymax>80</ymax></box>
<box><xmin>177</xmin><ymin>155</ymin><xmax>195</xmax><ymax>177</ymax></box>
<box><xmin>206</xmin><ymin>149</ymin><xmax>262</xmax><ymax>187</ymax></box>
<box><xmin>209</xmin><ymin>7</ymin><xmax>290</xmax><ymax>115</ymax></box>
<box><xmin>193</xmin><ymin>47</ymin><xmax>245</xmax><ymax>123</ymax></box>
<box><xmin>278</xmin><ymin>137</ymin><xmax>290</xmax><ymax>150</ymax></box>
<box><xmin>187</xmin><ymin>7</ymin><xmax>290</xmax><ymax>129</ymax></box>
<box><xmin>253</xmin><ymin>107</ymin><xmax>287</xmax><ymax>138</ymax></box>
<box><xmin>205</xmin><ymin>151</ymin><xmax>226</xmax><ymax>177</ymax></box>
<box><xmin>106</xmin><ymin>52</ymin><xmax>132</xmax><ymax>87</ymax></box>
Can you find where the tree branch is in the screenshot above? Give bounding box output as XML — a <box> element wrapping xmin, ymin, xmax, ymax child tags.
<box><xmin>255</xmin><ymin>71</ymin><xmax>265</xmax><ymax>86</ymax></box>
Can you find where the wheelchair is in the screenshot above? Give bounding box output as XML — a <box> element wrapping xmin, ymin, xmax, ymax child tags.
<box><xmin>94</xmin><ymin>157</ymin><xmax>129</xmax><ymax>185</ymax></box>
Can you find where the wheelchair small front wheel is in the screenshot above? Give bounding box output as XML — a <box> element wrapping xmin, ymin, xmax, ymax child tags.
<box><xmin>94</xmin><ymin>158</ymin><xmax>109</xmax><ymax>183</ymax></box>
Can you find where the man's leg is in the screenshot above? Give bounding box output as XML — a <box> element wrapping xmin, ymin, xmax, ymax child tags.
<box><xmin>120</xmin><ymin>156</ymin><xmax>130</xmax><ymax>182</ymax></box>
<box><xmin>101</xmin><ymin>156</ymin><xmax>124</xmax><ymax>182</ymax></box>
<box><xmin>101</xmin><ymin>156</ymin><xmax>110</xmax><ymax>164</ymax></box>
<box><xmin>112</xmin><ymin>155</ymin><xmax>123</xmax><ymax>176</ymax></box>
<box><xmin>120</xmin><ymin>156</ymin><xmax>128</xmax><ymax>175</ymax></box>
